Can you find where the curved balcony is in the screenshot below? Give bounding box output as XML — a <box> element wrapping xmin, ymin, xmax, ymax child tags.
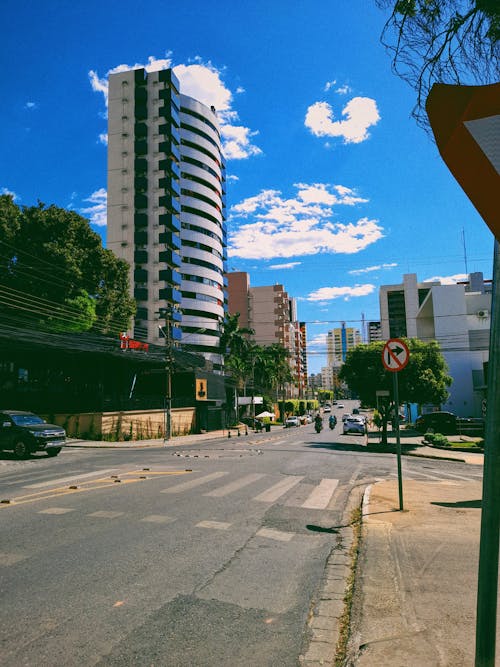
<box><xmin>180</xmin><ymin>145</ymin><xmax>221</xmax><ymax>180</ymax></box>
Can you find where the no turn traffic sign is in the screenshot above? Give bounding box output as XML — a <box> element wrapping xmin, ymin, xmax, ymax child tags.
<box><xmin>382</xmin><ymin>339</ymin><xmax>410</xmax><ymax>372</ymax></box>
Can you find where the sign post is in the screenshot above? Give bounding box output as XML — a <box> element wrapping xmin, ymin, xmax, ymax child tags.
<box><xmin>382</xmin><ymin>338</ymin><xmax>410</xmax><ymax>511</ymax></box>
<box><xmin>426</xmin><ymin>82</ymin><xmax>500</xmax><ymax>667</ymax></box>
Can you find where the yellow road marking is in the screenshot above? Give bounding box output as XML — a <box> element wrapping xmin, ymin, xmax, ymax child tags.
<box><xmin>0</xmin><ymin>470</ymin><xmax>192</xmax><ymax>508</ymax></box>
<box><xmin>123</xmin><ymin>470</ymin><xmax>192</xmax><ymax>476</ymax></box>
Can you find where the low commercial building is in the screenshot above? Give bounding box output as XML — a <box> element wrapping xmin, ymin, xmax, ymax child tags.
<box><xmin>379</xmin><ymin>272</ymin><xmax>491</xmax><ymax>417</ymax></box>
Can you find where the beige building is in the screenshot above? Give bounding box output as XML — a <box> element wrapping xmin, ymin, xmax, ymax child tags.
<box><xmin>327</xmin><ymin>324</ymin><xmax>362</xmax><ymax>365</ymax></box>
<box><xmin>227</xmin><ymin>273</ymin><xmax>307</xmax><ymax>396</ymax></box>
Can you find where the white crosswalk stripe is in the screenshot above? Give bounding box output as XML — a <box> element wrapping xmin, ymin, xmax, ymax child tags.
<box><xmin>23</xmin><ymin>468</ymin><xmax>119</xmax><ymax>489</ymax></box>
<box><xmin>141</xmin><ymin>515</ymin><xmax>177</xmax><ymax>524</ymax></box>
<box><xmin>204</xmin><ymin>473</ymin><xmax>266</xmax><ymax>497</ymax></box>
<box><xmin>38</xmin><ymin>507</ymin><xmax>75</xmax><ymax>515</ymax></box>
<box><xmin>253</xmin><ymin>475</ymin><xmax>304</xmax><ymax>503</ymax></box>
<box><xmin>196</xmin><ymin>520</ymin><xmax>231</xmax><ymax>530</ymax></box>
<box><xmin>256</xmin><ymin>528</ymin><xmax>295</xmax><ymax>542</ymax></box>
<box><xmin>301</xmin><ymin>478</ymin><xmax>339</xmax><ymax>510</ymax></box>
<box><xmin>160</xmin><ymin>471</ymin><xmax>228</xmax><ymax>493</ymax></box>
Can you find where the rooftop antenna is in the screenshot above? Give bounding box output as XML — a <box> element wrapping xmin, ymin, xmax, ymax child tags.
<box><xmin>462</xmin><ymin>227</ymin><xmax>469</xmax><ymax>276</ymax></box>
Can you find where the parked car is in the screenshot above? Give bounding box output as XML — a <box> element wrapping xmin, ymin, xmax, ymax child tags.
<box><xmin>415</xmin><ymin>411</ymin><xmax>457</xmax><ymax>435</ymax></box>
<box><xmin>0</xmin><ymin>410</ymin><xmax>66</xmax><ymax>458</ymax></box>
<box><xmin>284</xmin><ymin>416</ymin><xmax>301</xmax><ymax>428</ymax></box>
<box><xmin>343</xmin><ymin>417</ymin><xmax>366</xmax><ymax>435</ymax></box>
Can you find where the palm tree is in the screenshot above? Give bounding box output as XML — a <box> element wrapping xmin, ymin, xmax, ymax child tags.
<box><xmin>220</xmin><ymin>313</ymin><xmax>255</xmax><ymax>421</ymax></box>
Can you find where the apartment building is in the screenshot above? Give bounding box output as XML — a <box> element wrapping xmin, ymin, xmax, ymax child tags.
<box><xmin>226</xmin><ymin>273</ymin><xmax>306</xmax><ymax>395</ymax></box>
<box><xmin>107</xmin><ymin>67</ymin><xmax>227</xmax><ymax>370</ymax></box>
<box><xmin>379</xmin><ymin>272</ymin><xmax>491</xmax><ymax>416</ymax></box>
<box><xmin>367</xmin><ymin>321</ymin><xmax>382</xmax><ymax>342</ymax></box>
<box><xmin>326</xmin><ymin>324</ymin><xmax>362</xmax><ymax>365</ymax></box>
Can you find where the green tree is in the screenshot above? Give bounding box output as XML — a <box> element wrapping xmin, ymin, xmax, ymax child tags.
<box><xmin>339</xmin><ymin>339</ymin><xmax>452</xmax><ymax>443</ymax></box>
<box><xmin>254</xmin><ymin>343</ymin><xmax>293</xmax><ymax>398</ymax></box>
<box><xmin>219</xmin><ymin>313</ymin><xmax>254</xmax><ymax>358</ymax></box>
<box><xmin>0</xmin><ymin>197</ymin><xmax>135</xmax><ymax>334</ymax></box>
<box><xmin>377</xmin><ymin>0</ymin><xmax>499</xmax><ymax>127</ymax></box>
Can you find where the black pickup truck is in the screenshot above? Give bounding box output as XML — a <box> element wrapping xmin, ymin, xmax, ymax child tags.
<box><xmin>0</xmin><ymin>410</ymin><xmax>66</xmax><ymax>458</ymax></box>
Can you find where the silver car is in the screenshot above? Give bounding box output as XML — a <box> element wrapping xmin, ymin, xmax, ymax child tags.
<box><xmin>343</xmin><ymin>417</ymin><xmax>366</xmax><ymax>435</ymax></box>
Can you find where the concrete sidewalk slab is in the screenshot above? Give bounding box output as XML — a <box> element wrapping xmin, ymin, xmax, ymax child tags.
<box><xmin>64</xmin><ymin>426</ymin><xmax>252</xmax><ymax>449</ymax></box>
<box><xmin>349</xmin><ymin>479</ymin><xmax>483</xmax><ymax>665</ymax></box>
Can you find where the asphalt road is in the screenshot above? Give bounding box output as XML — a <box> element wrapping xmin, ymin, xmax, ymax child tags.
<box><xmin>0</xmin><ymin>401</ymin><xmax>484</xmax><ymax>666</ymax></box>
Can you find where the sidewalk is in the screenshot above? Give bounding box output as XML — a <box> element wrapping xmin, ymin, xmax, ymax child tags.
<box><xmin>349</xmin><ymin>475</ymin><xmax>484</xmax><ymax>665</ymax></box>
<box><xmin>64</xmin><ymin>425</ymin><xmax>258</xmax><ymax>449</ymax></box>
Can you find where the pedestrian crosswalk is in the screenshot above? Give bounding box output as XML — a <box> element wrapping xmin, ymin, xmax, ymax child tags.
<box><xmin>2</xmin><ymin>469</ymin><xmax>341</xmax><ymax>514</ymax></box>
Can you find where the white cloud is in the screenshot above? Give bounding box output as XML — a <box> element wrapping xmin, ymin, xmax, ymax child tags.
<box><xmin>324</xmin><ymin>80</ymin><xmax>337</xmax><ymax>91</ymax></box>
<box><xmin>305</xmin><ymin>97</ymin><xmax>380</xmax><ymax>144</ymax></box>
<box><xmin>24</xmin><ymin>101</ymin><xmax>38</xmax><ymax>110</ymax></box>
<box><xmin>236</xmin><ymin>86</ymin><xmax>245</xmax><ymax>94</ymax></box>
<box><xmin>268</xmin><ymin>261</ymin><xmax>301</xmax><ymax>270</ymax></box>
<box><xmin>349</xmin><ymin>262</ymin><xmax>397</xmax><ymax>275</ymax></box>
<box><xmin>306</xmin><ymin>284</ymin><xmax>376</xmax><ymax>302</ymax></box>
<box><xmin>89</xmin><ymin>56</ymin><xmax>260</xmax><ymax>160</ymax></box>
<box><xmin>226</xmin><ymin>174</ymin><xmax>239</xmax><ymax>182</ymax></box>
<box><xmin>80</xmin><ymin>188</ymin><xmax>107</xmax><ymax>227</ymax></box>
<box><xmin>308</xmin><ymin>333</ymin><xmax>328</xmax><ymax>347</ymax></box>
<box><xmin>229</xmin><ymin>182</ymin><xmax>381</xmax><ymax>259</ymax></box>
<box><xmin>98</xmin><ymin>133</ymin><xmax>108</xmax><ymax>145</ymax></box>
<box><xmin>424</xmin><ymin>273</ymin><xmax>468</xmax><ymax>285</ymax></box>
<box><xmin>335</xmin><ymin>84</ymin><xmax>352</xmax><ymax>95</ymax></box>
<box><xmin>1</xmin><ymin>187</ymin><xmax>18</xmax><ymax>200</ymax></box>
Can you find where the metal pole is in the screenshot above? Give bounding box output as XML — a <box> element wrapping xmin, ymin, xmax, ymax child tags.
<box><xmin>393</xmin><ymin>371</ymin><xmax>404</xmax><ymax>511</ymax></box>
<box><xmin>475</xmin><ymin>239</ymin><xmax>500</xmax><ymax>667</ymax></box>
<box><xmin>164</xmin><ymin>309</ymin><xmax>172</xmax><ymax>443</ymax></box>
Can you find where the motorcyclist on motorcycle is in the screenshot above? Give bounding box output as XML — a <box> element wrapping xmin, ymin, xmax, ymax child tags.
<box><xmin>314</xmin><ymin>413</ymin><xmax>323</xmax><ymax>433</ymax></box>
<box><xmin>328</xmin><ymin>414</ymin><xmax>337</xmax><ymax>429</ymax></box>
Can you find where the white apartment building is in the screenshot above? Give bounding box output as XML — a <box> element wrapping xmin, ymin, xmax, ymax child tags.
<box><xmin>379</xmin><ymin>272</ymin><xmax>491</xmax><ymax>416</ymax></box>
<box><xmin>107</xmin><ymin>67</ymin><xmax>227</xmax><ymax>369</ymax></box>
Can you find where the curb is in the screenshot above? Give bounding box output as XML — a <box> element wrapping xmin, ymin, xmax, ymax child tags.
<box><xmin>406</xmin><ymin>451</ymin><xmax>466</xmax><ymax>463</ymax></box>
<box><xmin>300</xmin><ymin>485</ymin><xmax>365</xmax><ymax>666</ymax></box>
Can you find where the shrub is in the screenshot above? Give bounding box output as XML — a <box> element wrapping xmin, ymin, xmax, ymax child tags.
<box><xmin>425</xmin><ymin>432</ymin><xmax>449</xmax><ymax>447</ymax></box>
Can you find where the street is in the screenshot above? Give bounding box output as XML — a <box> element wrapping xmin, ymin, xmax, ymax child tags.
<box><xmin>0</xmin><ymin>402</ymin><xmax>484</xmax><ymax>666</ymax></box>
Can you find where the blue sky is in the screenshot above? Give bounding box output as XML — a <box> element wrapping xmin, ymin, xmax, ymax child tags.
<box><xmin>1</xmin><ymin>0</ymin><xmax>494</xmax><ymax>373</ymax></box>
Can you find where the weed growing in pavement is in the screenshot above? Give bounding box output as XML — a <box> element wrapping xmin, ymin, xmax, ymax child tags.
<box><xmin>334</xmin><ymin>505</ymin><xmax>362</xmax><ymax>667</ymax></box>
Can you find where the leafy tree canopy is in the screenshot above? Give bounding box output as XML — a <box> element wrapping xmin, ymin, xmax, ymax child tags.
<box><xmin>339</xmin><ymin>338</ymin><xmax>452</xmax><ymax>407</ymax></box>
<box><xmin>377</xmin><ymin>0</ymin><xmax>499</xmax><ymax>126</ymax></box>
<box><xmin>220</xmin><ymin>314</ymin><xmax>293</xmax><ymax>395</ymax></box>
<box><xmin>0</xmin><ymin>195</ymin><xmax>135</xmax><ymax>335</ymax></box>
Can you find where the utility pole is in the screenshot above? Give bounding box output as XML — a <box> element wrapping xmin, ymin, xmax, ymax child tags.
<box><xmin>475</xmin><ymin>240</ymin><xmax>500</xmax><ymax>667</ymax></box>
<box><xmin>159</xmin><ymin>307</ymin><xmax>174</xmax><ymax>442</ymax></box>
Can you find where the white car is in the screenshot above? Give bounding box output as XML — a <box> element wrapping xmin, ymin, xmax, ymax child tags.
<box><xmin>284</xmin><ymin>416</ymin><xmax>300</xmax><ymax>427</ymax></box>
<box><xmin>343</xmin><ymin>417</ymin><xmax>366</xmax><ymax>435</ymax></box>
<box><xmin>323</xmin><ymin>405</ymin><xmax>331</xmax><ymax>413</ymax></box>
<box><xmin>337</xmin><ymin>403</ymin><xmax>345</xmax><ymax>409</ymax></box>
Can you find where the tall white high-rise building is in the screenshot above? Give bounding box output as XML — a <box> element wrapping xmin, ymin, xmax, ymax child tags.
<box><xmin>107</xmin><ymin>67</ymin><xmax>227</xmax><ymax>369</ymax></box>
